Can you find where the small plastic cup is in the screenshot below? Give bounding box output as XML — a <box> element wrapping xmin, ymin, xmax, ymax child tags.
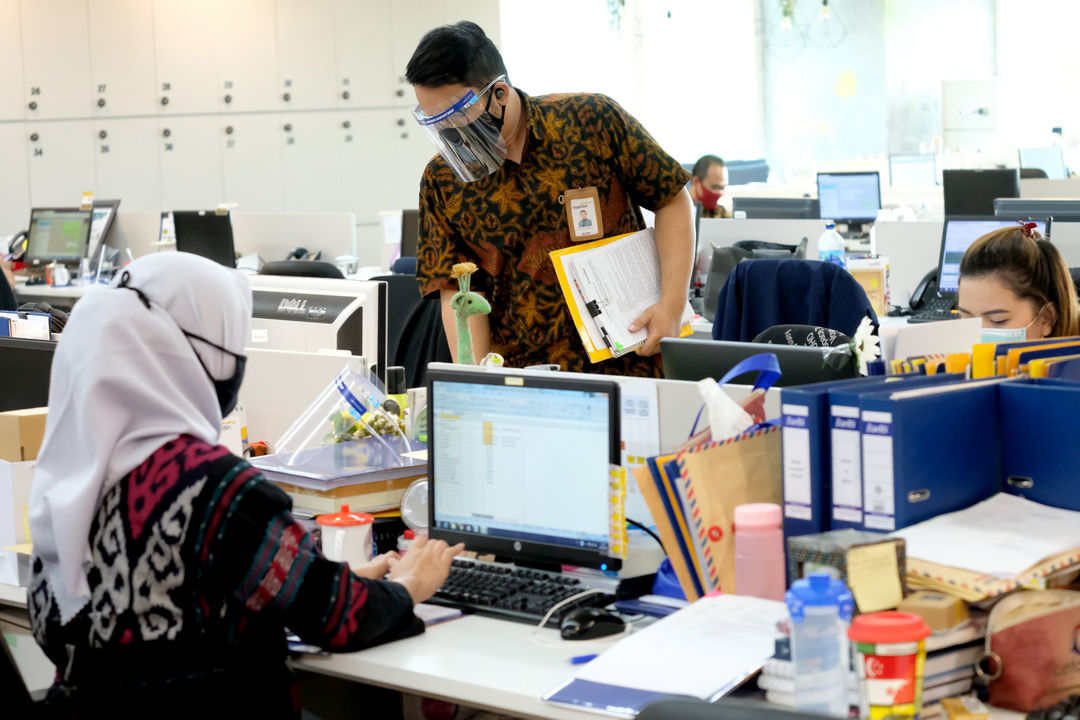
<box><xmin>848</xmin><ymin>611</ymin><xmax>931</xmax><ymax>720</ymax></box>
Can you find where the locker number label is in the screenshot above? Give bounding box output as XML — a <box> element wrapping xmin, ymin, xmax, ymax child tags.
<box><xmin>30</xmin><ymin>87</ymin><xmax>41</xmax><ymax>95</ymax></box>
<box><xmin>162</xmin><ymin>82</ymin><xmax>171</xmax><ymax>91</ymax></box>
<box><xmin>224</xmin><ymin>81</ymin><xmax>233</xmax><ymax>89</ymax></box>
<box><xmin>97</xmin><ymin>84</ymin><xmax>106</xmax><ymax>93</ymax></box>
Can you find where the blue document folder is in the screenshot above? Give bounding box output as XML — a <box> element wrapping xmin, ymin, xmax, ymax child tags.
<box><xmin>998</xmin><ymin>380</ymin><xmax>1080</xmax><ymax>511</ymax></box>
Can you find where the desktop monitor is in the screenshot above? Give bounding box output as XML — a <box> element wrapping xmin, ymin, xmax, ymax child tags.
<box><xmin>247</xmin><ymin>275</ymin><xmax>387</xmax><ymax>380</ymax></box>
<box><xmin>725</xmin><ymin>158</ymin><xmax>770</xmax><ymax>185</ymax></box>
<box><xmin>888</xmin><ymin>154</ymin><xmax>938</xmax><ymax>187</ymax></box>
<box><xmin>1019</xmin><ymin>146</ymin><xmax>1068</xmax><ymax>180</ymax></box>
<box><xmin>25</xmin><ymin>208</ymin><xmax>92</xmax><ymax>267</ymax></box>
<box><xmin>935</xmin><ymin>216</ymin><xmax>1050</xmax><ymax>297</ymax></box>
<box><xmin>170</xmin><ymin>210</ymin><xmax>237</xmax><ymax>268</ymax></box>
<box><xmin>816</xmin><ymin>172</ymin><xmax>881</xmax><ymax>224</ymax></box>
<box><xmin>0</xmin><ymin>338</ymin><xmax>55</xmax><ymax>412</ymax></box>
<box><xmin>660</xmin><ymin>337</ymin><xmax>857</xmax><ymax>386</ymax></box>
<box><xmin>426</xmin><ymin>366</ymin><xmax>622</xmax><ymax>572</ymax></box>
<box><xmin>942</xmin><ymin>169</ymin><xmax>1020</xmax><ymax>216</ymax></box>
<box><xmin>87</xmin><ymin>199</ymin><xmax>120</xmax><ymax>266</ymax></box>
<box><xmin>994</xmin><ymin>198</ymin><xmax>1080</xmax><ymax>222</ymax></box>
<box><xmin>731</xmin><ymin>197</ymin><xmax>820</xmax><ymax>219</ymax></box>
<box><xmin>401</xmin><ymin>209</ymin><xmax>419</xmax><ymax>258</ymax></box>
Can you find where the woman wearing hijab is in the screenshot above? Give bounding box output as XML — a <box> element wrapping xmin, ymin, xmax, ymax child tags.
<box><xmin>26</xmin><ymin>253</ymin><xmax>461</xmax><ymax>718</ymax></box>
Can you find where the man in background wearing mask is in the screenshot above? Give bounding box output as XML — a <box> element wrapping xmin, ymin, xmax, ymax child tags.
<box><xmin>406</xmin><ymin>22</ymin><xmax>694</xmax><ymax>377</ymax></box>
<box><xmin>689</xmin><ymin>154</ymin><xmax>729</xmax><ymax>218</ymax></box>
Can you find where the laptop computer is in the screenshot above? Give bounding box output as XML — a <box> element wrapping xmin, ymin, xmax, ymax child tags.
<box><xmin>169</xmin><ymin>210</ymin><xmax>237</xmax><ymax>268</ymax></box>
<box><xmin>660</xmin><ymin>337</ymin><xmax>858</xmax><ymax>386</ymax></box>
<box><xmin>909</xmin><ymin>216</ymin><xmax>1050</xmax><ymax>323</ymax></box>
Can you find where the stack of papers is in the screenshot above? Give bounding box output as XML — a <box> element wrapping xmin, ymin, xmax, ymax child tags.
<box><xmin>543</xmin><ymin>594</ymin><xmax>786</xmax><ymax>717</ymax></box>
<box><xmin>892</xmin><ymin>493</ymin><xmax>1080</xmax><ymax>600</ymax></box>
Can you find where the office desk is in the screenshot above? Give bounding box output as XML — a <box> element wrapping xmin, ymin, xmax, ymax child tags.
<box><xmin>12</xmin><ymin>282</ymin><xmax>90</xmax><ymax>312</ymax></box>
<box><xmin>293</xmin><ymin>614</ymin><xmax>615</xmax><ymax>720</ymax></box>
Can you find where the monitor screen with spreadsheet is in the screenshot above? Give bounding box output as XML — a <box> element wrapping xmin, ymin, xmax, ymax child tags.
<box><xmin>816</xmin><ymin>172</ymin><xmax>881</xmax><ymax>222</ymax></box>
<box><xmin>937</xmin><ymin>216</ymin><xmax>1050</xmax><ymax>295</ymax></box>
<box><xmin>426</xmin><ymin>367</ymin><xmax>621</xmax><ymax>571</ymax></box>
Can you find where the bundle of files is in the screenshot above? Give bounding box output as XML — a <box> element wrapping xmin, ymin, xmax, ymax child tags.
<box><xmin>887</xmin><ymin>333</ymin><xmax>1080</xmax><ymax>379</ymax></box>
<box><xmin>756</xmin><ymin>620</ymin><xmax>986</xmax><ymax>716</ymax></box>
<box><xmin>633</xmin><ymin>422</ymin><xmax>782</xmax><ymax>601</ymax></box>
<box><xmin>780</xmin><ymin>372</ymin><xmax>1080</xmax><ymax>598</ymax></box>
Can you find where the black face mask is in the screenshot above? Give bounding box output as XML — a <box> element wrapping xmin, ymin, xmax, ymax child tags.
<box><xmin>181</xmin><ymin>330</ymin><xmax>247</xmax><ymax>417</ymax></box>
<box><xmin>118</xmin><ymin>272</ymin><xmax>247</xmax><ymax>417</ymax></box>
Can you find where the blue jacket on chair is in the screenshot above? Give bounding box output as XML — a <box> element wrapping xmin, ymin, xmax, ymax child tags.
<box><xmin>712</xmin><ymin>259</ymin><xmax>877</xmax><ymax>341</ymax></box>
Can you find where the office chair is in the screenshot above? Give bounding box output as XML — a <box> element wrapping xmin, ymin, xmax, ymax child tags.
<box><xmin>258</xmin><ymin>260</ymin><xmax>344</xmax><ymax>279</ymax></box>
<box><xmin>1</xmin><ymin>634</ymin><xmax>41</xmax><ymax>718</ymax></box>
<box><xmin>713</xmin><ymin>258</ymin><xmax>877</xmax><ymax>342</ymax></box>
<box><xmin>370</xmin><ymin>274</ymin><xmax>451</xmax><ymax>389</ymax></box>
<box><xmin>701</xmin><ymin>239</ymin><xmax>807</xmax><ymax>322</ymax></box>
<box><xmin>639</xmin><ymin>697</ymin><xmax>836</xmax><ymax>720</ymax></box>
<box><xmin>1020</xmin><ymin>168</ymin><xmax>1049</xmax><ymax>179</ymax></box>
<box><xmin>391</xmin><ymin>256</ymin><xmax>418</xmax><ymax>275</ymax></box>
<box><xmin>0</xmin><ymin>267</ymin><xmax>16</xmax><ymax>311</ymax></box>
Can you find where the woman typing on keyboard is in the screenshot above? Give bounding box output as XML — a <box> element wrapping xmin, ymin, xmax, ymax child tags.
<box><xmin>25</xmin><ymin>253</ymin><xmax>462</xmax><ymax>719</ymax></box>
<box><xmin>957</xmin><ymin>222</ymin><xmax>1080</xmax><ymax>341</ymax></box>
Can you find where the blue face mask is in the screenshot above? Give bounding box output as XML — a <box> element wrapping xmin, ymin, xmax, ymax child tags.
<box><xmin>979</xmin><ymin>304</ymin><xmax>1048</xmax><ymax>345</ymax></box>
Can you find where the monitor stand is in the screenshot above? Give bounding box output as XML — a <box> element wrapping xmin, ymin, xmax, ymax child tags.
<box><xmin>839</xmin><ymin>221</ymin><xmax>870</xmax><ymax>239</ymax></box>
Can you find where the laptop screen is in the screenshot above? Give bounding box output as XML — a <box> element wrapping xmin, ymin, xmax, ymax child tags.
<box><xmin>171</xmin><ymin>210</ymin><xmax>236</xmax><ymax>268</ymax></box>
<box><xmin>937</xmin><ymin>217</ymin><xmax>1049</xmax><ymax>295</ymax></box>
<box><xmin>427</xmin><ymin>367</ymin><xmax>621</xmax><ymax>570</ymax></box>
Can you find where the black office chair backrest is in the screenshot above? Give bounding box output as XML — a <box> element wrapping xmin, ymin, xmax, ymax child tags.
<box><xmin>0</xmin><ymin>266</ymin><xmax>16</xmax><ymax>311</ymax></box>
<box><xmin>370</xmin><ymin>274</ymin><xmax>451</xmax><ymax>389</ymax></box>
<box><xmin>1</xmin><ymin>634</ymin><xmax>38</xmax><ymax>718</ymax></box>
<box><xmin>702</xmin><ymin>238</ymin><xmax>808</xmax><ymax>321</ymax></box>
<box><xmin>258</xmin><ymin>260</ymin><xmax>344</xmax><ymax>279</ymax></box>
<box><xmin>639</xmin><ymin>697</ymin><xmax>837</xmax><ymax>720</ymax></box>
<box><xmin>1020</xmin><ymin>167</ymin><xmax>1049</xmax><ymax>179</ymax></box>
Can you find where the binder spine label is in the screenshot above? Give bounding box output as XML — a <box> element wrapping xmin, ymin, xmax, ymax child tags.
<box><xmin>830</xmin><ymin>406</ymin><xmax>863</xmax><ymax>523</ymax></box>
<box><xmin>861</xmin><ymin>410</ymin><xmax>895</xmax><ymax>531</ymax></box>
<box><xmin>781</xmin><ymin>404</ymin><xmax>812</xmax><ymax>520</ymax></box>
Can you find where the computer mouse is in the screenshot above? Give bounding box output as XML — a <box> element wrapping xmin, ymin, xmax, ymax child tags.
<box><xmin>559</xmin><ymin>607</ymin><xmax>627</xmax><ymax>641</ymax></box>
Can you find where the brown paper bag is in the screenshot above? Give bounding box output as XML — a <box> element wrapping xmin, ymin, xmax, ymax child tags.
<box><xmin>676</xmin><ymin>426</ymin><xmax>782</xmax><ymax>594</ymax></box>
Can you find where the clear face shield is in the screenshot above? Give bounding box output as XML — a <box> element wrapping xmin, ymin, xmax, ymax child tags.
<box><xmin>414</xmin><ymin>76</ymin><xmax>508</xmax><ymax>183</ymax></box>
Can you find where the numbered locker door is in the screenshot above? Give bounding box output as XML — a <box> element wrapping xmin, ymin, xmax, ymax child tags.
<box><xmin>221</xmin><ymin>115</ymin><xmax>284</xmax><ymax>212</ymax></box>
<box><xmin>281</xmin><ymin>113</ymin><xmax>343</xmax><ymax>212</ymax></box>
<box><xmin>276</xmin><ymin>0</ymin><xmax>338</xmax><ymax>111</ymax></box>
<box><xmin>26</xmin><ymin>121</ymin><xmax>96</xmax><ymax>206</ymax></box>
<box><xmin>93</xmin><ymin>119</ymin><xmax>162</xmax><ymax>210</ymax></box>
<box><xmin>0</xmin><ymin>125</ymin><xmax>30</xmax><ymax>232</ymax></box>
<box><xmin>340</xmin><ymin>110</ymin><xmax>405</xmax><ymax>226</ymax></box>
<box><xmin>393</xmin><ymin>110</ymin><xmax>438</xmax><ymax>211</ymax></box>
<box><xmin>0</xmin><ymin>0</ymin><xmax>26</xmax><ymax>121</ymax></box>
<box><xmin>389</xmin><ymin>0</ymin><xmax>444</xmax><ymax>107</ymax></box>
<box><xmin>158</xmin><ymin>116</ymin><xmax>224</xmax><ymax>210</ymax></box>
<box><xmin>19</xmin><ymin>0</ymin><xmax>93</xmax><ymax>119</ymax></box>
<box><xmin>88</xmin><ymin>0</ymin><xmax>158</xmax><ymax>116</ymax></box>
<box><xmin>216</xmin><ymin>0</ymin><xmax>277</xmax><ymax>113</ymax></box>
<box><xmin>334</xmin><ymin>0</ymin><xmax>395</xmax><ymax>109</ymax></box>
<box><xmin>152</xmin><ymin>0</ymin><xmax>220</xmax><ymax>115</ymax></box>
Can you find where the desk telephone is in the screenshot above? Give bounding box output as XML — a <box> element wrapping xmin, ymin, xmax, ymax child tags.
<box><xmin>908</xmin><ymin>268</ymin><xmax>939</xmax><ymax>310</ymax></box>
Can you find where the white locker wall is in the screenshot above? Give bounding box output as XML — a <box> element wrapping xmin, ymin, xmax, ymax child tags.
<box><xmin>19</xmin><ymin>0</ymin><xmax>92</xmax><ymax>120</ymax></box>
<box><xmin>1</xmin><ymin>0</ymin><xmax>501</xmax><ymax>245</ymax></box>
<box><xmin>0</xmin><ymin>0</ymin><xmax>26</xmax><ymax>122</ymax></box>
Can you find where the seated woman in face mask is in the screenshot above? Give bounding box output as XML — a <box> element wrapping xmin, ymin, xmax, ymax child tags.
<box><xmin>26</xmin><ymin>253</ymin><xmax>462</xmax><ymax>719</ymax></box>
<box><xmin>957</xmin><ymin>222</ymin><xmax>1080</xmax><ymax>342</ymax></box>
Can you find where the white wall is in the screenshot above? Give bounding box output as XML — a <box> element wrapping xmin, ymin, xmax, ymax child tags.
<box><xmin>499</xmin><ymin>0</ymin><xmax>764</xmax><ymax>165</ymax></box>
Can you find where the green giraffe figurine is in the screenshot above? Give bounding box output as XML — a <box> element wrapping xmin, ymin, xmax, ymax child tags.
<box><xmin>450</xmin><ymin>262</ymin><xmax>491</xmax><ymax>365</ymax></box>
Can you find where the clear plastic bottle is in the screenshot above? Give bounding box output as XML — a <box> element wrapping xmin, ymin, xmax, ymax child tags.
<box><xmin>817</xmin><ymin>222</ymin><xmax>847</xmax><ymax>268</ymax></box>
<box><xmin>733</xmin><ymin>503</ymin><xmax>785</xmax><ymax>601</ymax></box>
<box><xmin>785</xmin><ymin>572</ymin><xmax>855</xmax><ymax>718</ymax></box>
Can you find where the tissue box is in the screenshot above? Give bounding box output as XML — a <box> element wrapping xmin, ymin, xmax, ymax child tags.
<box><xmin>0</xmin><ymin>407</ymin><xmax>47</xmax><ymax>462</ymax></box>
<box><xmin>787</xmin><ymin>528</ymin><xmax>905</xmax><ymax>589</ymax></box>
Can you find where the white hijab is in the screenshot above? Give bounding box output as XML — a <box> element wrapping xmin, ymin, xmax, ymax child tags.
<box><xmin>28</xmin><ymin>252</ymin><xmax>252</xmax><ymax>622</ymax></box>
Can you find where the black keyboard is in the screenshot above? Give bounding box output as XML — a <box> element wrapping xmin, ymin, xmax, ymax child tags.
<box><xmin>428</xmin><ymin>558</ymin><xmax>609</xmax><ymax>626</ymax></box>
<box><xmin>909</xmin><ymin>294</ymin><xmax>959</xmax><ymax>323</ymax></box>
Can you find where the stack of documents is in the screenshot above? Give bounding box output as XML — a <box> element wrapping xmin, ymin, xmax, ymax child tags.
<box><xmin>0</xmin><ymin>311</ymin><xmax>51</xmax><ymax>340</ymax></box>
<box><xmin>892</xmin><ymin>494</ymin><xmax>1080</xmax><ymax>601</ymax></box>
<box><xmin>251</xmin><ymin>435</ymin><xmax>427</xmax><ymax>513</ymax></box>
<box><xmin>543</xmin><ymin>594</ymin><xmax>786</xmax><ymax>717</ymax></box>
<box><xmin>550</xmin><ymin>228</ymin><xmax>695</xmax><ymax>362</ymax></box>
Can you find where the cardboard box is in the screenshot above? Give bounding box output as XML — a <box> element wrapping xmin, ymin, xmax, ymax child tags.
<box><xmin>847</xmin><ymin>257</ymin><xmax>889</xmax><ymax>316</ymax></box>
<box><xmin>787</xmin><ymin>528</ymin><xmax>906</xmax><ymax>591</ymax></box>
<box><xmin>0</xmin><ymin>407</ymin><xmax>48</xmax><ymax>462</ymax></box>
<box><xmin>898</xmin><ymin>590</ymin><xmax>970</xmax><ymax>632</ymax></box>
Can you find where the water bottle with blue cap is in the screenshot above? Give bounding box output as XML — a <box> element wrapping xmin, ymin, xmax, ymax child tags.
<box><xmin>786</xmin><ymin>571</ymin><xmax>855</xmax><ymax>717</ymax></box>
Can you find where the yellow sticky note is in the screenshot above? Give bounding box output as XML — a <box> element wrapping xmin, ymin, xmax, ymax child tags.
<box><xmin>4</xmin><ymin>543</ymin><xmax>33</xmax><ymax>555</ymax></box>
<box><xmin>846</xmin><ymin>543</ymin><xmax>903</xmax><ymax>612</ymax></box>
